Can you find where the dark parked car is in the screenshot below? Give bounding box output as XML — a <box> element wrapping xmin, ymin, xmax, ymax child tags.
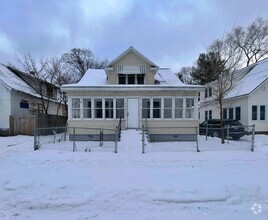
<box><xmin>199</xmin><ymin>119</ymin><xmax>245</xmax><ymax>140</ymax></box>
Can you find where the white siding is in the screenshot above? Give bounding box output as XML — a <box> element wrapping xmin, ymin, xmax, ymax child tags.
<box><xmin>0</xmin><ymin>83</ymin><xmax>11</xmax><ymax>130</ymax></box>
<box><xmin>248</xmin><ymin>79</ymin><xmax>268</xmax><ymax>132</ymax></box>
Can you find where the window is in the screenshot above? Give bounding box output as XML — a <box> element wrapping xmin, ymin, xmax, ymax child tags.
<box><xmin>72</xmin><ymin>98</ymin><xmax>80</xmax><ymax>118</ymax></box>
<box><xmin>46</xmin><ymin>85</ymin><xmax>54</xmax><ymax>97</ymax></box>
<box><xmin>223</xmin><ymin>108</ymin><xmax>227</xmax><ymax>119</ymax></box>
<box><xmin>116</xmin><ymin>99</ymin><xmax>124</xmax><ymax>118</ymax></box>
<box><xmin>164</xmin><ymin>98</ymin><xmax>172</xmax><ymax>118</ymax></box>
<box><xmin>209</xmin><ymin>110</ymin><xmax>212</xmax><ymax>119</ymax></box>
<box><xmin>118</xmin><ymin>74</ymin><xmax>126</xmax><ymax>84</ymax></box>
<box><xmin>235</xmin><ymin>107</ymin><xmax>241</xmax><ymax>121</ymax></box>
<box><xmin>185</xmin><ymin>98</ymin><xmax>194</xmax><ymax>118</ymax></box>
<box><xmin>137</xmin><ymin>74</ymin><xmax>145</xmax><ymax>84</ymax></box>
<box><xmin>94</xmin><ymin>99</ymin><xmax>103</xmax><ymax>118</ymax></box>
<box><xmin>175</xmin><ymin>98</ymin><xmax>183</xmax><ymax>118</ymax></box>
<box><xmin>252</xmin><ymin>105</ymin><xmax>257</xmax><ymax>120</ymax></box>
<box><xmin>229</xmin><ymin>108</ymin><xmax>234</xmax><ymax>119</ymax></box>
<box><xmin>83</xmin><ymin>98</ymin><xmax>91</xmax><ymax>118</ymax></box>
<box><xmin>142</xmin><ymin>99</ymin><xmax>150</xmax><ymax>118</ymax></box>
<box><xmin>205</xmin><ymin>111</ymin><xmax>208</xmax><ymax>120</ymax></box>
<box><xmin>128</xmin><ymin>74</ymin><xmax>135</xmax><ymax>84</ymax></box>
<box><xmin>205</xmin><ymin>89</ymin><xmax>208</xmax><ymax>98</ymax></box>
<box><xmin>105</xmin><ymin>98</ymin><xmax>113</xmax><ymax>118</ymax></box>
<box><xmin>153</xmin><ymin>98</ymin><xmax>161</xmax><ymax>118</ymax></box>
<box><xmin>260</xmin><ymin>105</ymin><xmax>266</xmax><ymax>120</ymax></box>
<box><xmin>209</xmin><ymin>87</ymin><xmax>212</xmax><ymax>97</ymax></box>
<box><xmin>20</xmin><ymin>100</ymin><xmax>29</xmax><ymax>109</ymax></box>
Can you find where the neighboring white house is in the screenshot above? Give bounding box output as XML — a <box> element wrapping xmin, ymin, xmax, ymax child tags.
<box><xmin>0</xmin><ymin>64</ymin><xmax>65</xmax><ymax>135</ymax></box>
<box><xmin>199</xmin><ymin>58</ymin><xmax>268</xmax><ymax>132</ymax></box>
<box><xmin>61</xmin><ymin>46</ymin><xmax>204</xmax><ymax>131</ymax></box>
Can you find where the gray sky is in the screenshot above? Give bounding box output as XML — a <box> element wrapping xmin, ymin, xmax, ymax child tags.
<box><xmin>0</xmin><ymin>0</ymin><xmax>267</xmax><ymax>72</ymax></box>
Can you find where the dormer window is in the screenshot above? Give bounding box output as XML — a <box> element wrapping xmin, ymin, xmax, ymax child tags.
<box><xmin>118</xmin><ymin>74</ymin><xmax>145</xmax><ymax>85</ymax></box>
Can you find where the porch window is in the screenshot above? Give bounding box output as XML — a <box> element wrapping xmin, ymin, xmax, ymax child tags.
<box><xmin>209</xmin><ymin>110</ymin><xmax>212</xmax><ymax>119</ymax></box>
<box><xmin>72</xmin><ymin>98</ymin><xmax>80</xmax><ymax>118</ymax></box>
<box><xmin>260</xmin><ymin>105</ymin><xmax>266</xmax><ymax>120</ymax></box>
<box><xmin>252</xmin><ymin>105</ymin><xmax>257</xmax><ymax>120</ymax></box>
<box><xmin>185</xmin><ymin>98</ymin><xmax>194</xmax><ymax>118</ymax></box>
<box><xmin>83</xmin><ymin>98</ymin><xmax>91</xmax><ymax>118</ymax></box>
<box><xmin>205</xmin><ymin>111</ymin><xmax>208</xmax><ymax>120</ymax></box>
<box><xmin>164</xmin><ymin>98</ymin><xmax>172</xmax><ymax>118</ymax></box>
<box><xmin>116</xmin><ymin>99</ymin><xmax>124</xmax><ymax>118</ymax></box>
<box><xmin>105</xmin><ymin>98</ymin><xmax>113</xmax><ymax>118</ymax></box>
<box><xmin>94</xmin><ymin>99</ymin><xmax>103</xmax><ymax>118</ymax></box>
<box><xmin>142</xmin><ymin>99</ymin><xmax>150</xmax><ymax>118</ymax></box>
<box><xmin>175</xmin><ymin>98</ymin><xmax>183</xmax><ymax>118</ymax></box>
<box><xmin>153</xmin><ymin>98</ymin><xmax>161</xmax><ymax>118</ymax></box>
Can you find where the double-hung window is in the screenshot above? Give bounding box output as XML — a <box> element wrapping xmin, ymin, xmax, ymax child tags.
<box><xmin>72</xmin><ymin>98</ymin><xmax>80</xmax><ymax>118</ymax></box>
<box><xmin>94</xmin><ymin>99</ymin><xmax>103</xmax><ymax>118</ymax></box>
<box><xmin>229</xmin><ymin>108</ymin><xmax>234</xmax><ymax>119</ymax></box>
<box><xmin>260</xmin><ymin>105</ymin><xmax>266</xmax><ymax>120</ymax></box>
<box><xmin>142</xmin><ymin>99</ymin><xmax>150</xmax><ymax>118</ymax></box>
<box><xmin>252</xmin><ymin>105</ymin><xmax>257</xmax><ymax>120</ymax></box>
<box><xmin>105</xmin><ymin>98</ymin><xmax>113</xmax><ymax>118</ymax></box>
<box><xmin>164</xmin><ymin>98</ymin><xmax>172</xmax><ymax>118</ymax></box>
<box><xmin>235</xmin><ymin>107</ymin><xmax>241</xmax><ymax>120</ymax></box>
<box><xmin>83</xmin><ymin>98</ymin><xmax>91</xmax><ymax>118</ymax></box>
<box><xmin>175</xmin><ymin>98</ymin><xmax>183</xmax><ymax>118</ymax></box>
<box><xmin>153</xmin><ymin>98</ymin><xmax>161</xmax><ymax>118</ymax></box>
<box><xmin>116</xmin><ymin>99</ymin><xmax>124</xmax><ymax>118</ymax></box>
<box><xmin>185</xmin><ymin>98</ymin><xmax>194</xmax><ymax>118</ymax></box>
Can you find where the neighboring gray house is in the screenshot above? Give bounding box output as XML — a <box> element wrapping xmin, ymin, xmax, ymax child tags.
<box><xmin>0</xmin><ymin>64</ymin><xmax>65</xmax><ymax>135</ymax></box>
<box><xmin>200</xmin><ymin>58</ymin><xmax>268</xmax><ymax>132</ymax></box>
<box><xmin>62</xmin><ymin>46</ymin><xmax>204</xmax><ymax>131</ymax></box>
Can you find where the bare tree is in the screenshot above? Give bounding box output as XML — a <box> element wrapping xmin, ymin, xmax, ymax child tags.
<box><xmin>14</xmin><ymin>53</ymin><xmax>55</xmax><ymax>115</ymax></box>
<box><xmin>208</xmin><ymin>38</ymin><xmax>242</xmax><ymax>143</ymax></box>
<box><xmin>177</xmin><ymin>66</ymin><xmax>195</xmax><ymax>84</ymax></box>
<box><xmin>61</xmin><ymin>48</ymin><xmax>108</xmax><ymax>81</ymax></box>
<box><xmin>227</xmin><ymin>17</ymin><xmax>268</xmax><ymax>66</ymax></box>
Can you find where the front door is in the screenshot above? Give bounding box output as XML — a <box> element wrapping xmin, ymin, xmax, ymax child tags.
<box><xmin>127</xmin><ymin>98</ymin><xmax>139</xmax><ymax>128</ymax></box>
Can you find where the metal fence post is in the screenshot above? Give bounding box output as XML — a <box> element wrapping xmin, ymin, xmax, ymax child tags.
<box><xmin>205</xmin><ymin>123</ymin><xmax>208</xmax><ymax>140</ymax></box>
<box><xmin>251</xmin><ymin>124</ymin><xmax>255</xmax><ymax>152</ymax></box>
<box><xmin>34</xmin><ymin>129</ymin><xmax>38</xmax><ymax>150</ymax></box>
<box><xmin>195</xmin><ymin>127</ymin><xmax>200</xmax><ymax>152</ymax></box>
<box><xmin>226</xmin><ymin>125</ymin><xmax>229</xmax><ymax>144</ymax></box>
<box><xmin>115</xmin><ymin>126</ymin><xmax>118</xmax><ymax>153</ymax></box>
<box><xmin>142</xmin><ymin>125</ymin><xmax>145</xmax><ymax>154</ymax></box>
<box><xmin>73</xmin><ymin>127</ymin><xmax>76</xmax><ymax>152</ymax></box>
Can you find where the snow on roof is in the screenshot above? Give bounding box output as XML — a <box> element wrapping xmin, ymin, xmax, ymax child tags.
<box><xmin>155</xmin><ymin>68</ymin><xmax>185</xmax><ymax>85</ymax></box>
<box><xmin>63</xmin><ymin>68</ymin><xmax>187</xmax><ymax>87</ymax></box>
<box><xmin>225</xmin><ymin>58</ymin><xmax>268</xmax><ymax>99</ymax></box>
<box><xmin>0</xmin><ymin>64</ymin><xmax>39</xmax><ymax>97</ymax></box>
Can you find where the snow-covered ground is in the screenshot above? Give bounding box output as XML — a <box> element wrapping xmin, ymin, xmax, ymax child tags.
<box><xmin>0</xmin><ymin>130</ymin><xmax>268</xmax><ymax>220</ymax></box>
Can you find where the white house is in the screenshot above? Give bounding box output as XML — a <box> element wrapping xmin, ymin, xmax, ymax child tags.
<box><xmin>199</xmin><ymin>58</ymin><xmax>268</xmax><ymax>132</ymax></box>
<box><xmin>62</xmin><ymin>46</ymin><xmax>204</xmax><ymax>131</ymax></box>
<box><xmin>0</xmin><ymin>64</ymin><xmax>65</xmax><ymax>135</ymax></box>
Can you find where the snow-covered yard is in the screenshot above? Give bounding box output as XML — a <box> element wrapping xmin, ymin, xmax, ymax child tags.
<box><xmin>0</xmin><ymin>130</ymin><xmax>268</xmax><ymax>220</ymax></box>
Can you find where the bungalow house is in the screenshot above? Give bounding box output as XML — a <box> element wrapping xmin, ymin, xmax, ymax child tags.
<box><xmin>0</xmin><ymin>64</ymin><xmax>66</xmax><ymax>135</ymax></box>
<box><xmin>61</xmin><ymin>46</ymin><xmax>204</xmax><ymax>132</ymax></box>
<box><xmin>199</xmin><ymin>58</ymin><xmax>268</xmax><ymax>132</ymax></box>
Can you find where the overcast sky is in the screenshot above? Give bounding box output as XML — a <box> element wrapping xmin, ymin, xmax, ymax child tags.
<box><xmin>0</xmin><ymin>0</ymin><xmax>267</xmax><ymax>72</ymax></box>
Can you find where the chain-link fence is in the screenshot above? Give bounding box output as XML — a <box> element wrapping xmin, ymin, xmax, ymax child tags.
<box><xmin>34</xmin><ymin>127</ymin><xmax>119</xmax><ymax>153</ymax></box>
<box><xmin>142</xmin><ymin>125</ymin><xmax>255</xmax><ymax>153</ymax></box>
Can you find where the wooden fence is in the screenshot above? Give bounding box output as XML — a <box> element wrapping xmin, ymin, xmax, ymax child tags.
<box><xmin>9</xmin><ymin>114</ymin><xmax>67</xmax><ymax>136</ymax></box>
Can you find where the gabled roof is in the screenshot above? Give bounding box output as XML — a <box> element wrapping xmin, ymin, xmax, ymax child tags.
<box><xmin>225</xmin><ymin>58</ymin><xmax>268</xmax><ymax>99</ymax></box>
<box><xmin>107</xmin><ymin>46</ymin><xmax>159</xmax><ymax>68</ymax></box>
<box><xmin>0</xmin><ymin>64</ymin><xmax>39</xmax><ymax>97</ymax></box>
